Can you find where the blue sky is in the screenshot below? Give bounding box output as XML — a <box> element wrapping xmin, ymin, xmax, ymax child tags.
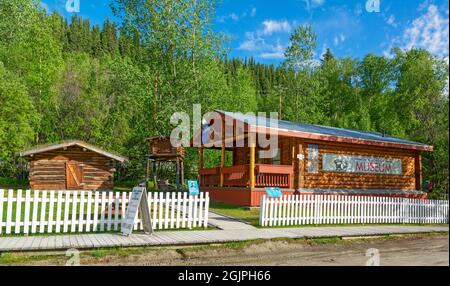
<box><xmin>41</xmin><ymin>0</ymin><xmax>449</xmax><ymax>65</ymax></box>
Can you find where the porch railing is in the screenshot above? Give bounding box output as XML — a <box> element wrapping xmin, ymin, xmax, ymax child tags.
<box><xmin>255</xmin><ymin>165</ymin><xmax>293</xmax><ymax>188</ymax></box>
<box><xmin>199</xmin><ymin>164</ymin><xmax>293</xmax><ymax>189</ymax></box>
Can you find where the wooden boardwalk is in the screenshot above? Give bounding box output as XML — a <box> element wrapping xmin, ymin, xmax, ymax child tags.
<box><xmin>0</xmin><ymin>225</ymin><xmax>447</xmax><ymax>252</ymax></box>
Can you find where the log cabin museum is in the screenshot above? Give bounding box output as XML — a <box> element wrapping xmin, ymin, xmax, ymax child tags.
<box><xmin>20</xmin><ymin>141</ymin><xmax>127</xmax><ymax>191</ymax></box>
<box><xmin>192</xmin><ymin>110</ymin><xmax>433</xmax><ymax>207</ymax></box>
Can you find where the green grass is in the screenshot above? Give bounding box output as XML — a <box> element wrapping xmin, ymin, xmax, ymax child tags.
<box><xmin>0</xmin><ymin>177</ymin><xmax>29</xmax><ymax>189</ymax></box>
<box><xmin>209</xmin><ymin>201</ymin><xmax>260</xmax><ymax>226</ymax></box>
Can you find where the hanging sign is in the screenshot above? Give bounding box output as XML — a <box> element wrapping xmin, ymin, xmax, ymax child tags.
<box><xmin>265</xmin><ymin>187</ymin><xmax>282</xmax><ymax>198</ymax></box>
<box><xmin>188</xmin><ymin>180</ymin><xmax>200</xmax><ymax>196</ymax></box>
<box><xmin>322</xmin><ymin>153</ymin><xmax>402</xmax><ymax>175</ymax></box>
<box><xmin>121</xmin><ymin>187</ymin><xmax>152</xmax><ymax>236</ymax></box>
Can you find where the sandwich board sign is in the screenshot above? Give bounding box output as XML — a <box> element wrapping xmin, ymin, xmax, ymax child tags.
<box><xmin>121</xmin><ymin>187</ymin><xmax>152</xmax><ymax>236</ymax></box>
<box><xmin>265</xmin><ymin>187</ymin><xmax>282</xmax><ymax>198</ymax></box>
<box><xmin>188</xmin><ymin>180</ymin><xmax>200</xmax><ymax>196</ymax></box>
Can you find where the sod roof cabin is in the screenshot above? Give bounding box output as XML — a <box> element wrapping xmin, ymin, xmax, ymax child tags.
<box><xmin>20</xmin><ymin>141</ymin><xmax>127</xmax><ymax>191</ymax></box>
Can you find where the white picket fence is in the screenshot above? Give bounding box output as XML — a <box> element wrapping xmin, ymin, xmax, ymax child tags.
<box><xmin>260</xmin><ymin>194</ymin><xmax>449</xmax><ymax>227</ymax></box>
<box><xmin>0</xmin><ymin>189</ymin><xmax>209</xmax><ymax>235</ymax></box>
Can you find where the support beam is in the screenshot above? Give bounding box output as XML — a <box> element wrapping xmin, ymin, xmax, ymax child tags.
<box><xmin>145</xmin><ymin>155</ymin><xmax>150</xmax><ymax>190</ymax></box>
<box><xmin>291</xmin><ymin>140</ymin><xmax>295</xmax><ymax>189</ymax></box>
<box><xmin>152</xmin><ymin>160</ymin><xmax>158</xmax><ymax>190</ymax></box>
<box><xmin>298</xmin><ymin>144</ymin><xmax>304</xmax><ymax>189</ymax></box>
<box><xmin>220</xmin><ymin>117</ymin><xmax>225</xmax><ymax>187</ymax></box>
<box><xmin>249</xmin><ymin>142</ymin><xmax>256</xmax><ymax>190</ymax></box>
<box><xmin>181</xmin><ymin>160</ymin><xmax>184</xmax><ymax>186</ymax></box>
<box><xmin>415</xmin><ymin>153</ymin><xmax>422</xmax><ymax>190</ymax></box>
<box><xmin>176</xmin><ymin>157</ymin><xmax>180</xmax><ymax>191</ymax></box>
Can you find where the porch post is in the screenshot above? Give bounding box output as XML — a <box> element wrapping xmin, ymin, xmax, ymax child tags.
<box><xmin>249</xmin><ymin>142</ymin><xmax>256</xmax><ymax>190</ymax></box>
<box><xmin>298</xmin><ymin>144</ymin><xmax>304</xmax><ymax>189</ymax></box>
<box><xmin>291</xmin><ymin>142</ymin><xmax>295</xmax><ymax>189</ymax></box>
<box><xmin>220</xmin><ymin>117</ymin><xmax>225</xmax><ymax>187</ymax></box>
<box><xmin>415</xmin><ymin>153</ymin><xmax>422</xmax><ymax>190</ymax></box>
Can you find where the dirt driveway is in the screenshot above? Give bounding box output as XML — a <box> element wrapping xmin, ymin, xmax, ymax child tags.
<box><xmin>81</xmin><ymin>233</ymin><xmax>448</xmax><ymax>266</ymax></box>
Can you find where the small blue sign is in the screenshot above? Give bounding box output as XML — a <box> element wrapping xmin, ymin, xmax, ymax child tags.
<box><xmin>265</xmin><ymin>187</ymin><xmax>282</xmax><ymax>198</ymax></box>
<box><xmin>188</xmin><ymin>180</ymin><xmax>200</xmax><ymax>196</ymax></box>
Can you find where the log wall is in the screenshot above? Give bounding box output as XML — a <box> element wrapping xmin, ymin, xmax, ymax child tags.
<box><xmin>28</xmin><ymin>146</ymin><xmax>115</xmax><ymax>191</ymax></box>
<box><xmin>231</xmin><ymin>136</ymin><xmax>420</xmax><ymax>191</ymax></box>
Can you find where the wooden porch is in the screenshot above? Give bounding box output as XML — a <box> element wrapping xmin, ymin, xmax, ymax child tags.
<box><xmin>199</xmin><ymin>164</ymin><xmax>294</xmax><ymax>189</ymax></box>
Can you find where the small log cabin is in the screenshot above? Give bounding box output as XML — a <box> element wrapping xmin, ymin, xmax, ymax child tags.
<box><xmin>192</xmin><ymin>110</ymin><xmax>433</xmax><ymax>207</ymax></box>
<box><xmin>20</xmin><ymin>141</ymin><xmax>127</xmax><ymax>191</ymax></box>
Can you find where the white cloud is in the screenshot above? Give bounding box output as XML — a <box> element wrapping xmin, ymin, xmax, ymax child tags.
<box><xmin>259</xmin><ymin>42</ymin><xmax>285</xmax><ymax>59</ymax></box>
<box><xmin>386</xmin><ymin>15</ymin><xmax>397</xmax><ymax>27</ymax></box>
<box><xmin>238</xmin><ymin>19</ymin><xmax>298</xmax><ymax>60</ymax></box>
<box><xmin>218</xmin><ymin>6</ymin><xmax>257</xmax><ymax>23</ymax></box>
<box><xmin>217</xmin><ymin>12</ymin><xmax>240</xmax><ymax>23</ymax></box>
<box><xmin>301</xmin><ymin>0</ymin><xmax>326</xmax><ymax>11</ymax></box>
<box><xmin>385</xmin><ymin>4</ymin><xmax>449</xmax><ymax>63</ymax></box>
<box><xmin>311</xmin><ymin>0</ymin><xmax>325</xmax><ymax>7</ymax></box>
<box><xmin>333</xmin><ymin>33</ymin><xmax>346</xmax><ymax>46</ymax></box>
<box><xmin>230</xmin><ymin>13</ymin><xmax>239</xmax><ymax>21</ymax></box>
<box><xmin>238</xmin><ymin>32</ymin><xmax>287</xmax><ymax>60</ymax></box>
<box><xmin>260</xmin><ymin>20</ymin><xmax>292</xmax><ymax>36</ymax></box>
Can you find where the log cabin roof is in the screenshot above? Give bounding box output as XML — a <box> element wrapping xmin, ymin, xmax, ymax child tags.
<box><xmin>20</xmin><ymin>140</ymin><xmax>128</xmax><ymax>163</ymax></box>
<box><xmin>213</xmin><ymin>110</ymin><xmax>433</xmax><ymax>152</ymax></box>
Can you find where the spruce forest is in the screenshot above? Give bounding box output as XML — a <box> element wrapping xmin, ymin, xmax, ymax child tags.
<box><xmin>0</xmin><ymin>1</ymin><xmax>448</xmax><ymax>196</ymax></box>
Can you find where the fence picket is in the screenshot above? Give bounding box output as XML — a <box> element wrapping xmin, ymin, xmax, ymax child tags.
<box><xmin>114</xmin><ymin>192</ymin><xmax>120</xmax><ymax>231</ymax></box>
<box><xmin>71</xmin><ymin>191</ymin><xmax>78</xmax><ymax>233</ymax></box>
<box><xmin>170</xmin><ymin>192</ymin><xmax>176</xmax><ymax>229</ymax></box>
<box><xmin>164</xmin><ymin>192</ymin><xmax>170</xmax><ymax>229</ymax></box>
<box><xmin>23</xmin><ymin>190</ymin><xmax>31</xmax><ymax>234</ymax></box>
<box><xmin>93</xmin><ymin>192</ymin><xmax>99</xmax><ymax>232</ymax></box>
<box><xmin>198</xmin><ymin>192</ymin><xmax>204</xmax><ymax>229</ymax></box>
<box><xmin>31</xmin><ymin>190</ymin><xmax>40</xmax><ymax>234</ymax></box>
<box><xmin>55</xmin><ymin>191</ymin><xmax>63</xmax><ymax>233</ymax></box>
<box><xmin>79</xmin><ymin>191</ymin><xmax>85</xmax><ymax>232</ymax></box>
<box><xmin>48</xmin><ymin>191</ymin><xmax>56</xmax><ymax>233</ymax></box>
<box><xmin>86</xmin><ymin>191</ymin><xmax>93</xmax><ymax>232</ymax></box>
<box><xmin>6</xmin><ymin>189</ymin><xmax>14</xmax><ymax>234</ymax></box>
<box><xmin>204</xmin><ymin>192</ymin><xmax>210</xmax><ymax>228</ymax></box>
<box><xmin>14</xmin><ymin>190</ymin><xmax>22</xmax><ymax>234</ymax></box>
<box><xmin>152</xmin><ymin>192</ymin><xmax>158</xmax><ymax>230</ymax></box>
<box><xmin>63</xmin><ymin>191</ymin><xmax>70</xmax><ymax>233</ymax></box>
<box><xmin>181</xmin><ymin>192</ymin><xmax>187</xmax><ymax>228</ymax></box>
<box><xmin>187</xmin><ymin>195</ymin><xmax>193</xmax><ymax>229</ymax></box>
<box><xmin>176</xmin><ymin>192</ymin><xmax>182</xmax><ymax>228</ymax></box>
<box><xmin>100</xmin><ymin>192</ymin><xmax>107</xmax><ymax>232</ymax></box>
<box><xmin>0</xmin><ymin>190</ymin><xmax>4</xmax><ymax>234</ymax></box>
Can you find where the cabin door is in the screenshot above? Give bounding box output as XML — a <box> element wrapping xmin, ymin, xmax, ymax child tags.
<box><xmin>66</xmin><ymin>162</ymin><xmax>83</xmax><ymax>189</ymax></box>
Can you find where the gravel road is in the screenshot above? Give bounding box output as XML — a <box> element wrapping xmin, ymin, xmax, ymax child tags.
<box><xmin>84</xmin><ymin>233</ymin><xmax>448</xmax><ymax>266</ymax></box>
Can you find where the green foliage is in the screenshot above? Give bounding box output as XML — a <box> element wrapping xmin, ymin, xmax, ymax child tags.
<box><xmin>0</xmin><ymin>63</ymin><xmax>39</xmax><ymax>177</ymax></box>
<box><xmin>0</xmin><ymin>1</ymin><xmax>447</xmax><ymax>196</ymax></box>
